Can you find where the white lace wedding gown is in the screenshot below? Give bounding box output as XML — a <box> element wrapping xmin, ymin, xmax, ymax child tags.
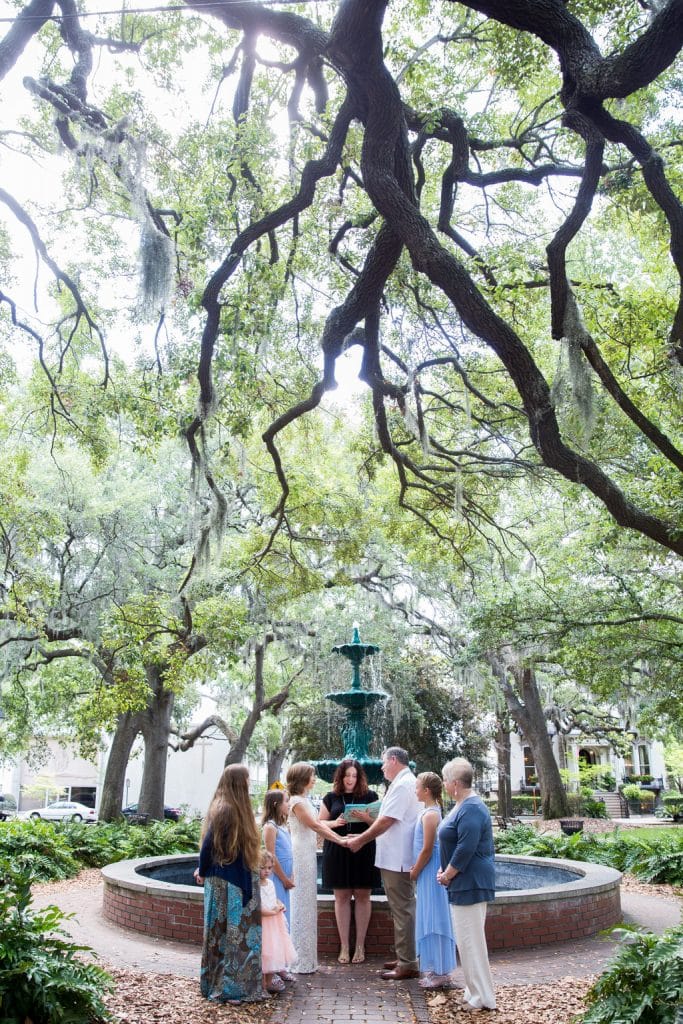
<box><xmin>289</xmin><ymin>794</ymin><xmax>318</xmax><ymax>973</ymax></box>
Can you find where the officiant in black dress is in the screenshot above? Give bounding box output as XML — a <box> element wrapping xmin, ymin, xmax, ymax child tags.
<box><xmin>319</xmin><ymin>758</ymin><xmax>381</xmax><ymax>964</ymax></box>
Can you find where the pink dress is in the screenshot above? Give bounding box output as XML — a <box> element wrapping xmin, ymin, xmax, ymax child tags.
<box><xmin>260</xmin><ymin>878</ymin><xmax>297</xmax><ymax>974</ymax></box>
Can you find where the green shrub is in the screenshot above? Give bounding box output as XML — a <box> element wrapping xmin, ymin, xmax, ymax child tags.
<box><xmin>0</xmin><ymin>861</ymin><xmax>113</xmax><ymax>1023</ymax></box>
<box><xmin>511</xmin><ymin>795</ymin><xmax>538</xmax><ymax>814</ymax></box>
<box><xmin>0</xmin><ymin>820</ymin><xmax>78</xmax><ymax>881</ymax></box>
<box><xmin>622</xmin><ymin>783</ymin><xmax>645</xmax><ymax>800</ymax></box>
<box><xmin>581</xmin><ymin>797</ymin><xmax>609</xmax><ymax>819</ymax></box>
<box><xmin>0</xmin><ymin>818</ymin><xmax>203</xmax><ymax>883</ymax></box>
<box><xmin>662</xmin><ymin>793</ymin><xmax>683</xmax><ymax>820</ymax></box>
<box><xmin>494</xmin><ymin>823</ymin><xmax>540</xmax><ymax>852</ymax></box>
<box><xmin>56</xmin><ymin>821</ymin><xmax>130</xmax><ymax>867</ymax></box>
<box><xmin>578</xmin><ymin>924</ymin><xmax>683</xmax><ymax>1023</ymax></box>
<box><xmin>119</xmin><ymin>817</ymin><xmax>201</xmax><ymax>859</ymax></box>
<box><xmin>494</xmin><ymin>824</ymin><xmax>683</xmax><ymax>885</ymax></box>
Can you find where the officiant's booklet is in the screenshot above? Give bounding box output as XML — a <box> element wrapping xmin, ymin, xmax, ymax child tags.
<box><xmin>343</xmin><ymin>799</ymin><xmax>382</xmax><ymax>822</ymax></box>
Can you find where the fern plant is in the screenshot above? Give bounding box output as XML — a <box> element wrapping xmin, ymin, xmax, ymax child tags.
<box><xmin>578</xmin><ymin>925</ymin><xmax>683</xmax><ymax>1023</ymax></box>
<box><xmin>494</xmin><ymin>824</ymin><xmax>683</xmax><ymax>885</ymax></box>
<box><xmin>0</xmin><ymin>820</ymin><xmax>78</xmax><ymax>881</ymax></box>
<box><xmin>0</xmin><ymin>861</ymin><xmax>113</xmax><ymax>1023</ymax></box>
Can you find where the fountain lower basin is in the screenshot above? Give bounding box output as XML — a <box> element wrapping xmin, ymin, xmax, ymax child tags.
<box><xmin>101</xmin><ymin>853</ymin><xmax>621</xmax><ymax>952</ymax></box>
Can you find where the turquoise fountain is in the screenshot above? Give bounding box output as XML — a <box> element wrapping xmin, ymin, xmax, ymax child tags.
<box><xmin>314</xmin><ymin>623</ymin><xmax>387</xmax><ymax>785</ymax></box>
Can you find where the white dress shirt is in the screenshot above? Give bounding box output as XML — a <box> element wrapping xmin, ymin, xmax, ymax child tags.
<box><xmin>374</xmin><ymin>767</ymin><xmax>420</xmax><ymax>871</ymax></box>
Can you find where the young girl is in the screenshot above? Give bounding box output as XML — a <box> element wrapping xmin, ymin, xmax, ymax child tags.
<box><xmin>261</xmin><ymin>789</ymin><xmax>294</xmax><ymax>925</ymax></box>
<box><xmin>410</xmin><ymin>771</ymin><xmax>456</xmax><ymax>989</ymax></box>
<box><xmin>259</xmin><ymin>849</ymin><xmax>297</xmax><ymax>993</ymax></box>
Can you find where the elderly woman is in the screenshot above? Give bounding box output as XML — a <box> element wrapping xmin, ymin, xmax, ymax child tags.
<box><xmin>437</xmin><ymin>757</ymin><xmax>496</xmax><ymax>1013</ymax></box>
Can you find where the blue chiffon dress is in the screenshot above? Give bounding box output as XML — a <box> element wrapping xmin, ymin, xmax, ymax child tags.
<box><xmin>272</xmin><ymin>823</ymin><xmax>293</xmax><ymax>925</ymax></box>
<box><xmin>413</xmin><ymin>806</ymin><xmax>456</xmax><ymax>975</ymax></box>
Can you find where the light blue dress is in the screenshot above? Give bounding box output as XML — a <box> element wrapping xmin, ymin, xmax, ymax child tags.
<box><xmin>272</xmin><ymin>823</ymin><xmax>293</xmax><ymax>925</ymax></box>
<box><xmin>414</xmin><ymin>806</ymin><xmax>456</xmax><ymax>975</ymax></box>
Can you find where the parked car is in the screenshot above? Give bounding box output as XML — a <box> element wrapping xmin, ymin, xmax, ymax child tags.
<box><xmin>0</xmin><ymin>794</ymin><xmax>16</xmax><ymax>821</ymax></box>
<box><xmin>21</xmin><ymin>800</ymin><xmax>97</xmax><ymax>823</ymax></box>
<box><xmin>122</xmin><ymin>803</ymin><xmax>182</xmax><ymax>822</ymax></box>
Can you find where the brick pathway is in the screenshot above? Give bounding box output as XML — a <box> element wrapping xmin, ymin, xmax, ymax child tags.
<box><xmin>272</xmin><ymin>961</ymin><xmax>430</xmax><ymax>1024</ymax></box>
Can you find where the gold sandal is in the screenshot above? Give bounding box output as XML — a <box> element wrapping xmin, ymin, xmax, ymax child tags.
<box><xmin>352</xmin><ymin>946</ymin><xmax>365</xmax><ymax>964</ymax></box>
<box><xmin>338</xmin><ymin>948</ymin><xmax>351</xmax><ymax>964</ymax></box>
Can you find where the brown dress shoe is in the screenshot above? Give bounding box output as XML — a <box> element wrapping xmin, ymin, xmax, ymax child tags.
<box><xmin>381</xmin><ymin>967</ymin><xmax>420</xmax><ymax>981</ymax></box>
<box><xmin>383</xmin><ymin>960</ymin><xmax>398</xmax><ymax>970</ymax></box>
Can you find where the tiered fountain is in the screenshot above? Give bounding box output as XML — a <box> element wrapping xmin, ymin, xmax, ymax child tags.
<box><xmin>314</xmin><ymin>623</ymin><xmax>387</xmax><ymax>785</ymax></box>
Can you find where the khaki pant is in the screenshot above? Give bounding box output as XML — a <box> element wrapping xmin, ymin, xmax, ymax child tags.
<box><xmin>380</xmin><ymin>868</ymin><xmax>417</xmax><ymax>969</ymax></box>
<box><xmin>449</xmin><ymin>902</ymin><xmax>496</xmax><ymax>1009</ymax></box>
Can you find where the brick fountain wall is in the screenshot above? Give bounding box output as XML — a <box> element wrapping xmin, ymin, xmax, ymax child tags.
<box><xmin>101</xmin><ymin>854</ymin><xmax>622</xmax><ymax>955</ymax></box>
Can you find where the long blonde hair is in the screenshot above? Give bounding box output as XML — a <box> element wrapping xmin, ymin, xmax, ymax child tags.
<box><xmin>203</xmin><ymin>763</ymin><xmax>260</xmax><ymax>871</ymax></box>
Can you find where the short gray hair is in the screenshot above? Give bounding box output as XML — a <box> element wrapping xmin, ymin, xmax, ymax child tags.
<box><xmin>383</xmin><ymin>746</ymin><xmax>409</xmax><ymax>766</ymax></box>
<box><xmin>442</xmin><ymin>757</ymin><xmax>473</xmax><ymax>787</ymax></box>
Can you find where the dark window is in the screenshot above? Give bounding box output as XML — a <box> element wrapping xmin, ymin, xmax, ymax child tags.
<box><xmin>70</xmin><ymin>787</ymin><xmax>97</xmax><ymax>808</ymax></box>
<box><xmin>637</xmin><ymin>745</ymin><xmax>651</xmax><ymax>776</ymax></box>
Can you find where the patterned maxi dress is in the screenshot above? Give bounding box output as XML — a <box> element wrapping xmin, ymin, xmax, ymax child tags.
<box><xmin>288</xmin><ymin>794</ymin><xmax>319</xmax><ymax>973</ymax></box>
<box><xmin>200</xmin><ymin>871</ymin><xmax>265</xmax><ymax>1003</ymax></box>
<box><xmin>413</xmin><ymin>806</ymin><xmax>456</xmax><ymax>976</ymax></box>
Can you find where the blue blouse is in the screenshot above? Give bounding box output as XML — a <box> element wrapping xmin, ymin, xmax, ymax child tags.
<box><xmin>198</xmin><ymin>828</ymin><xmax>253</xmax><ymax>906</ymax></box>
<box><xmin>437</xmin><ymin>795</ymin><xmax>495</xmax><ymax>906</ymax></box>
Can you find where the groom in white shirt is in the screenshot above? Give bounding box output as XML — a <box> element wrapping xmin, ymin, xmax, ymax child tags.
<box><xmin>347</xmin><ymin>746</ymin><xmax>419</xmax><ymax>979</ymax></box>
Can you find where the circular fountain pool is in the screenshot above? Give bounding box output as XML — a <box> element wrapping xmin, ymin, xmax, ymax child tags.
<box><xmin>101</xmin><ymin>852</ymin><xmax>621</xmax><ymax>952</ymax></box>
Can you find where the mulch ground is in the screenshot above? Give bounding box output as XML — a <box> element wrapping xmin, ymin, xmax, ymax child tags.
<box><xmin>102</xmin><ymin>968</ymin><xmax>274</xmax><ymax>1024</ymax></box>
<box><xmin>425</xmin><ymin>978</ymin><xmax>595</xmax><ymax>1024</ymax></box>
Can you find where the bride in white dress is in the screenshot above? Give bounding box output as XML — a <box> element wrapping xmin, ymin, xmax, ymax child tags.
<box><xmin>286</xmin><ymin>762</ymin><xmax>346</xmax><ymax>973</ymax></box>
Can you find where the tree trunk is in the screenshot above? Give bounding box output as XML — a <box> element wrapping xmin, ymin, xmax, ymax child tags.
<box><xmin>98</xmin><ymin>711</ymin><xmax>143</xmax><ymax>822</ymax></box>
<box><xmin>492</xmin><ymin>654</ymin><xmax>570</xmax><ymax>819</ymax></box>
<box><xmin>267</xmin><ymin>740</ymin><xmax>288</xmax><ymax>787</ymax></box>
<box><xmin>138</xmin><ymin>664</ymin><xmax>175</xmax><ymax>820</ymax></box>
<box><xmin>513</xmin><ymin>666</ymin><xmax>570</xmax><ymax>819</ymax></box>
<box><xmin>495</xmin><ymin>711</ymin><xmax>513</xmax><ymax>818</ymax></box>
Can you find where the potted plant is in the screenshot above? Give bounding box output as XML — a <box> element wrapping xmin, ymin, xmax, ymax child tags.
<box><xmin>662</xmin><ymin>792</ymin><xmax>683</xmax><ymax>821</ymax></box>
<box><xmin>622</xmin><ymin>783</ymin><xmax>646</xmax><ymax>815</ymax></box>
